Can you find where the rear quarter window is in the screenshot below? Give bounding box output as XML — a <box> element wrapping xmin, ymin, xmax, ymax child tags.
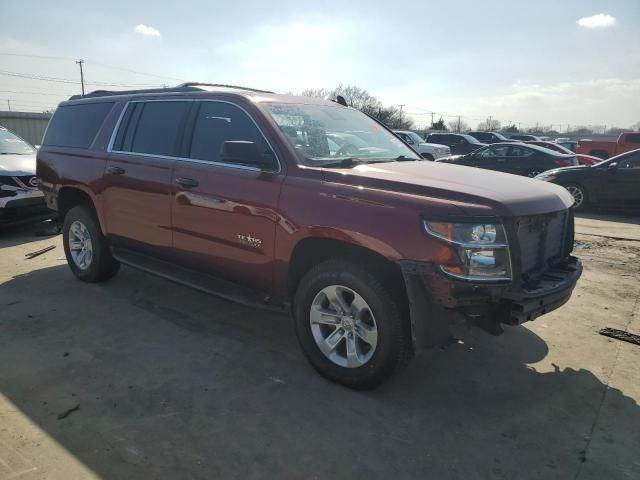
<box><xmin>43</xmin><ymin>102</ymin><xmax>114</xmax><ymax>148</ymax></box>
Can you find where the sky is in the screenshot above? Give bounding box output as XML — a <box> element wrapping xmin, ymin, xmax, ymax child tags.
<box><xmin>0</xmin><ymin>0</ymin><xmax>638</xmax><ymax>131</ymax></box>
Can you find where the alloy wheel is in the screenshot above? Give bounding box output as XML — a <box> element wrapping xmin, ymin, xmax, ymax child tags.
<box><xmin>309</xmin><ymin>285</ymin><xmax>378</xmax><ymax>368</ymax></box>
<box><xmin>566</xmin><ymin>185</ymin><xmax>585</xmax><ymax>208</ymax></box>
<box><xmin>68</xmin><ymin>220</ymin><xmax>94</xmax><ymax>270</ymax></box>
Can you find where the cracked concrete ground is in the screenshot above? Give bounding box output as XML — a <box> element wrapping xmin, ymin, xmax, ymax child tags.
<box><xmin>0</xmin><ymin>214</ymin><xmax>639</xmax><ymax>479</ymax></box>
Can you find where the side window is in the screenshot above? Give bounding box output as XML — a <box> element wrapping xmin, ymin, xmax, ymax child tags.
<box><xmin>126</xmin><ymin>101</ymin><xmax>189</xmax><ymax>156</ymax></box>
<box><xmin>618</xmin><ymin>153</ymin><xmax>640</xmax><ymax>169</ymax></box>
<box><xmin>479</xmin><ymin>145</ymin><xmax>509</xmax><ymax>157</ymax></box>
<box><xmin>397</xmin><ymin>133</ymin><xmax>413</xmax><ymax>144</ymax></box>
<box><xmin>624</xmin><ymin>133</ymin><xmax>640</xmax><ymax>144</ymax></box>
<box><xmin>189</xmin><ymin>101</ymin><xmax>274</xmax><ymax>168</ymax></box>
<box><xmin>43</xmin><ymin>102</ymin><xmax>114</xmax><ymax>148</ymax></box>
<box><xmin>510</xmin><ymin>146</ymin><xmax>534</xmax><ymax>157</ymax></box>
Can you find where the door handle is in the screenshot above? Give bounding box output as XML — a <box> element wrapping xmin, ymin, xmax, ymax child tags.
<box><xmin>106</xmin><ymin>166</ymin><xmax>125</xmax><ymax>175</ymax></box>
<box><xmin>175</xmin><ymin>177</ymin><xmax>199</xmax><ymax>188</ymax></box>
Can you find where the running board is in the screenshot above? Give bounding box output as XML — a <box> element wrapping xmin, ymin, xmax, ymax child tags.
<box><xmin>111</xmin><ymin>248</ymin><xmax>288</xmax><ymax>314</ymax></box>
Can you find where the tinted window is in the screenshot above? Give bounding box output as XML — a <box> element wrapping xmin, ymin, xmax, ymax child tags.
<box><xmin>510</xmin><ymin>145</ymin><xmax>534</xmax><ymax>157</ymax></box>
<box><xmin>428</xmin><ymin>134</ymin><xmax>447</xmax><ymax>144</ymax></box>
<box><xmin>189</xmin><ymin>101</ymin><xmax>273</xmax><ymax>166</ymax></box>
<box><xmin>625</xmin><ymin>133</ymin><xmax>640</xmax><ymax>143</ymax></box>
<box><xmin>126</xmin><ymin>101</ymin><xmax>189</xmax><ymax>156</ymax></box>
<box><xmin>618</xmin><ymin>152</ymin><xmax>640</xmax><ymax>169</ymax></box>
<box><xmin>43</xmin><ymin>102</ymin><xmax>114</xmax><ymax>148</ymax></box>
<box><xmin>471</xmin><ymin>132</ymin><xmax>488</xmax><ymax>142</ymax></box>
<box><xmin>479</xmin><ymin>145</ymin><xmax>509</xmax><ymax>157</ymax></box>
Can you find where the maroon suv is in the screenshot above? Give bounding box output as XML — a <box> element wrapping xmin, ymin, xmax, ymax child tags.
<box><xmin>37</xmin><ymin>83</ymin><xmax>581</xmax><ymax>389</ymax></box>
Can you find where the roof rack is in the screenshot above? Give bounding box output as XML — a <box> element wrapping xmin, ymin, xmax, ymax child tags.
<box><xmin>69</xmin><ymin>82</ymin><xmax>273</xmax><ymax>100</ymax></box>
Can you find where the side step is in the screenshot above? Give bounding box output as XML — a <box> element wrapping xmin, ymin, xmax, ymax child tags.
<box><xmin>111</xmin><ymin>248</ymin><xmax>288</xmax><ymax>314</ymax></box>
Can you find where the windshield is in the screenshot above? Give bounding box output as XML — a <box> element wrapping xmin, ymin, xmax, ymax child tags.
<box><xmin>493</xmin><ymin>132</ymin><xmax>508</xmax><ymax>141</ymax></box>
<box><xmin>461</xmin><ymin>134</ymin><xmax>483</xmax><ymax>145</ymax></box>
<box><xmin>264</xmin><ymin>103</ymin><xmax>420</xmax><ymax>165</ymax></box>
<box><xmin>0</xmin><ymin>128</ymin><xmax>34</xmax><ymax>155</ymax></box>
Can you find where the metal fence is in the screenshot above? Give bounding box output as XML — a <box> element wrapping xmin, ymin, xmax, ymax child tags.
<box><xmin>0</xmin><ymin>111</ymin><xmax>53</xmax><ymax>146</ymax></box>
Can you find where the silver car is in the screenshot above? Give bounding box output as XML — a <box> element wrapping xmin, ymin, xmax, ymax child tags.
<box><xmin>0</xmin><ymin>126</ymin><xmax>53</xmax><ymax>227</ymax></box>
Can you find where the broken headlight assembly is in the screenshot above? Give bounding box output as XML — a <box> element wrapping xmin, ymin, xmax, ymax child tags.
<box><xmin>423</xmin><ymin>221</ymin><xmax>512</xmax><ymax>281</ymax></box>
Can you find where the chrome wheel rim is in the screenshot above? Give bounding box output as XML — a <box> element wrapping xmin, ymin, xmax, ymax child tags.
<box><xmin>68</xmin><ymin>220</ymin><xmax>93</xmax><ymax>270</ymax></box>
<box><xmin>566</xmin><ymin>186</ymin><xmax>584</xmax><ymax>208</ymax></box>
<box><xmin>310</xmin><ymin>285</ymin><xmax>378</xmax><ymax>368</ymax></box>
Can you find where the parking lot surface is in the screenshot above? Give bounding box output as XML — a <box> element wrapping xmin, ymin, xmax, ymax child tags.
<box><xmin>1</xmin><ymin>214</ymin><xmax>639</xmax><ymax>480</ymax></box>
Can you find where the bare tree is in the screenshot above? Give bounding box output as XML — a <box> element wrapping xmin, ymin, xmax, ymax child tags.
<box><xmin>447</xmin><ymin>119</ymin><xmax>470</xmax><ymax>132</ymax></box>
<box><xmin>476</xmin><ymin>119</ymin><xmax>501</xmax><ymax>131</ymax></box>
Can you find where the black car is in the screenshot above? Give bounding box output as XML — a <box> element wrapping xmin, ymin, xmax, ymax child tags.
<box><xmin>425</xmin><ymin>133</ymin><xmax>485</xmax><ymax>155</ymax></box>
<box><xmin>535</xmin><ymin>149</ymin><xmax>640</xmax><ymax>211</ymax></box>
<box><xmin>509</xmin><ymin>134</ymin><xmax>541</xmax><ymax>141</ymax></box>
<box><xmin>437</xmin><ymin>142</ymin><xmax>578</xmax><ymax>177</ymax></box>
<box><xmin>468</xmin><ymin>131</ymin><xmax>514</xmax><ymax>144</ymax></box>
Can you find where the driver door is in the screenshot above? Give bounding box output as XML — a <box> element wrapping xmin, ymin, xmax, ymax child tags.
<box><xmin>601</xmin><ymin>152</ymin><xmax>640</xmax><ymax>207</ymax></box>
<box><xmin>471</xmin><ymin>145</ymin><xmax>510</xmax><ymax>172</ymax></box>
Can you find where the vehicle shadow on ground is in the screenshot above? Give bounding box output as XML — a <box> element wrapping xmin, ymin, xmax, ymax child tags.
<box><xmin>0</xmin><ymin>220</ymin><xmax>60</xmax><ymax>249</ymax></box>
<box><xmin>0</xmin><ymin>264</ymin><xmax>638</xmax><ymax>480</ymax></box>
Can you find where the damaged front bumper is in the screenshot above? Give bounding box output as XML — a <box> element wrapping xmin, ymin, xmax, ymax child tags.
<box><xmin>398</xmin><ymin>256</ymin><xmax>582</xmax><ymax>348</ymax></box>
<box><xmin>0</xmin><ymin>189</ymin><xmax>55</xmax><ymax>227</ymax></box>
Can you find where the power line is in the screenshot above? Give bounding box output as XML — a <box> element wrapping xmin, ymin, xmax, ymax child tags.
<box><xmin>0</xmin><ymin>52</ymin><xmax>187</xmax><ymax>83</ymax></box>
<box><xmin>0</xmin><ymin>69</ymin><xmax>164</xmax><ymax>87</ymax></box>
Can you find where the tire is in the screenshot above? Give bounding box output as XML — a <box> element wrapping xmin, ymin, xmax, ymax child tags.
<box><xmin>422</xmin><ymin>153</ymin><xmax>435</xmax><ymax>161</ymax></box>
<box><xmin>563</xmin><ymin>183</ymin><xmax>588</xmax><ymax>210</ymax></box>
<box><xmin>293</xmin><ymin>259</ymin><xmax>410</xmax><ymax>389</ymax></box>
<box><xmin>62</xmin><ymin>204</ymin><xmax>119</xmax><ymax>282</ymax></box>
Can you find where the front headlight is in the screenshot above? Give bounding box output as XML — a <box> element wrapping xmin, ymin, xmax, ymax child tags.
<box><xmin>535</xmin><ymin>173</ymin><xmax>556</xmax><ymax>182</ymax></box>
<box><xmin>423</xmin><ymin>221</ymin><xmax>512</xmax><ymax>281</ymax></box>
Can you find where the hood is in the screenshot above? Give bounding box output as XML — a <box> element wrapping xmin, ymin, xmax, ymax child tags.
<box><xmin>0</xmin><ymin>153</ymin><xmax>37</xmax><ymax>176</ymax></box>
<box><xmin>420</xmin><ymin>142</ymin><xmax>449</xmax><ymax>150</ymax></box>
<box><xmin>321</xmin><ymin>161</ymin><xmax>573</xmax><ymax>217</ymax></box>
<box><xmin>540</xmin><ymin>165</ymin><xmax>591</xmax><ymax>176</ymax></box>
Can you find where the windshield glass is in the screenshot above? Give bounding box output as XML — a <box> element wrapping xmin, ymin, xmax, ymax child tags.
<box><xmin>0</xmin><ymin>128</ymin><xmax>34</xmax><ymax>155</ymax></box>
<box><xmin>493</xmin><ymin>132</ymin><xmax>507</xmax><ymax>141</ymax></box>
<box><xmin>264</xmin><ymin>103</ymin><xmax>420</xmax><ymax>165</ymax></box>
<box><xmin>461</xmin><ymin>134</ymin><xmax>483</xmax><ymax>145</ymax></box>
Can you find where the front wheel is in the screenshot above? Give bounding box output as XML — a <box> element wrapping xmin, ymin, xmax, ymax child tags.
<box><xmin>564</xmin><ymin>184</ymin><xmax>588</xmax><ymax>210</ymax></box>
<box><xmin>63</xmin><ymin>205</ymin><xmax>119</xmax><ymax>282</ymax></box>
<box><xmin>293</xmin><ymin>260</ymin><xmax>410</xmax><ymax>389</ymax></box>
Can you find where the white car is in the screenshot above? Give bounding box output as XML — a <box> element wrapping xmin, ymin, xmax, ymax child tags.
<box><xmin>393</xmin><ymin>130</ymin><xmax>450</xmax><ymax>160</ymax></box>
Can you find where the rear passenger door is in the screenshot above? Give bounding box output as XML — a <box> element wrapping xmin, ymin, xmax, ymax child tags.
<box><xmin>170</xmin><ymin>100</ymin><xmax>284</xmax><ymax>294</ymax></box>
<box><xmin>103</xmin><ymin>100</ymin><xmax>190</xmax><ymax>254</ymax></box>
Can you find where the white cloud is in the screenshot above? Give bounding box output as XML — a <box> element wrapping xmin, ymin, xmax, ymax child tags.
<box><xmin>134</xmin><ymin>24</ymin><xmax>161</xmax><ymax>37</ymax></box>
<box><xmin>577</xmin><ymin>14</ymin><xmax>616</xmax><ymax>29</ymax></box>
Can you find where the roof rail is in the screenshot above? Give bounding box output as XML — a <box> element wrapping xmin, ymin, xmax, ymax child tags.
<box><xmin>69</xmin><ymin>82</ymin><xmax>273</xmax><ymax>100</ymax></box>
<box><xmin>176</xmin><ymin>82</ymin><xmax>274</xmax><ymax>94</ymax></box>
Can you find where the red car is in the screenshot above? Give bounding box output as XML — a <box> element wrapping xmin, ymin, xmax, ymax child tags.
<box><xmin>37</xmin><ymin>83</ymin><xmax>581</xmax><ymax>388</ymax></box>
<box><xmin>526</xmin><ymin>141</ymin><xmax>600</xmax><ymax>166</ymax></box>
<box><xmin>576</xmin><ymin>132</ymin><xmax>640</xmax><ymax>160</ymax></box>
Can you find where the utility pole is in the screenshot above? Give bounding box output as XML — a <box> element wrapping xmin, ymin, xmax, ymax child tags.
<box><xmin>457</xmin><ymin>116</ymin><xmax>461</xmax><ymax>132</ymax></box>
<box><xmin>487</xmin><ymin>116</ymin><xmax>492</xmax><ymax>131</ymax></box>
<box><xmin>76</xmin><ymin>59</ymin><xmax>85</xmax><ymax>96</ymax></box>
<box><xmin>7</xmin><ymin>99</ymin><xmax>10</xmax><ymax>111</ymax></box>
<box><xmin>430</xmin><ymin>112</ymin><xmax>434</xmax><ymax>126</ymax></box>
<box><xmin>398</xmin><ymin>104</ymin><xmax>405</xmax><ymax>116</ymax></box>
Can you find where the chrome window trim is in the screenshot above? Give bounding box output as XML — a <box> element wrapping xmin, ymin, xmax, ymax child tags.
<box><xmin>106</xmin><ymin>98</ymin><xmax>281</xmax><ymax>174</ymax></box>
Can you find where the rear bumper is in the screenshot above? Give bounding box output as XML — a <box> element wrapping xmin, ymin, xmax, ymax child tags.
<box><xmin>398</xmin><ymin>256</ymin><xmax>582</xmax><ymax>347</ymax></box>
<box><xmin>0</xmin><ymin>190</ymin><xmax>55</xmax><ymax>227</ymax></box>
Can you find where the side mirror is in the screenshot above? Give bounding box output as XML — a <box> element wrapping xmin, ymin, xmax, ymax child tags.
<box><xmin>220</xmin><ymin>141</ymin><xmax>276</xmax><ymax>170</ymax></box>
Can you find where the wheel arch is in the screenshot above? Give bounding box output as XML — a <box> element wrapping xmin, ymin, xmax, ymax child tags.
<box><xmin>287</xmin><ymin>236</ymin><xmax>408</xmax><ymax>310</ymax></box>
<box><xmin>57</xmin><ymin>186</ymin><xmax>105</xmax><ymax>234</ymax></box>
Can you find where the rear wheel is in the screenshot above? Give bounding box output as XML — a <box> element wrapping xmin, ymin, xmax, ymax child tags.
<box><xmin>293</xmin><ymin>260</ymin><xmax>410</xmax><ymax>389</ymax></box>
<box><xmin>63</xmin><ymin>205</ymin><xmax>119</xmax><ymax>282</ymax></box>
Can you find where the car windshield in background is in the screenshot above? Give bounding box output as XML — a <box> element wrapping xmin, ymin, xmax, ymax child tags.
<box><xmin>264</xmin><ymin>103</ymin><xmax>420</xmax><ymax>165</ymax></box>
<box><xmin>462</xmin><ymin>134</ymin><xmax>483</xmax><ymax>145</ymax></box>
<box><xmin>0</xmin><ymin>128</ymin><xmax>34</xmax><ymax>155</ymax></box>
